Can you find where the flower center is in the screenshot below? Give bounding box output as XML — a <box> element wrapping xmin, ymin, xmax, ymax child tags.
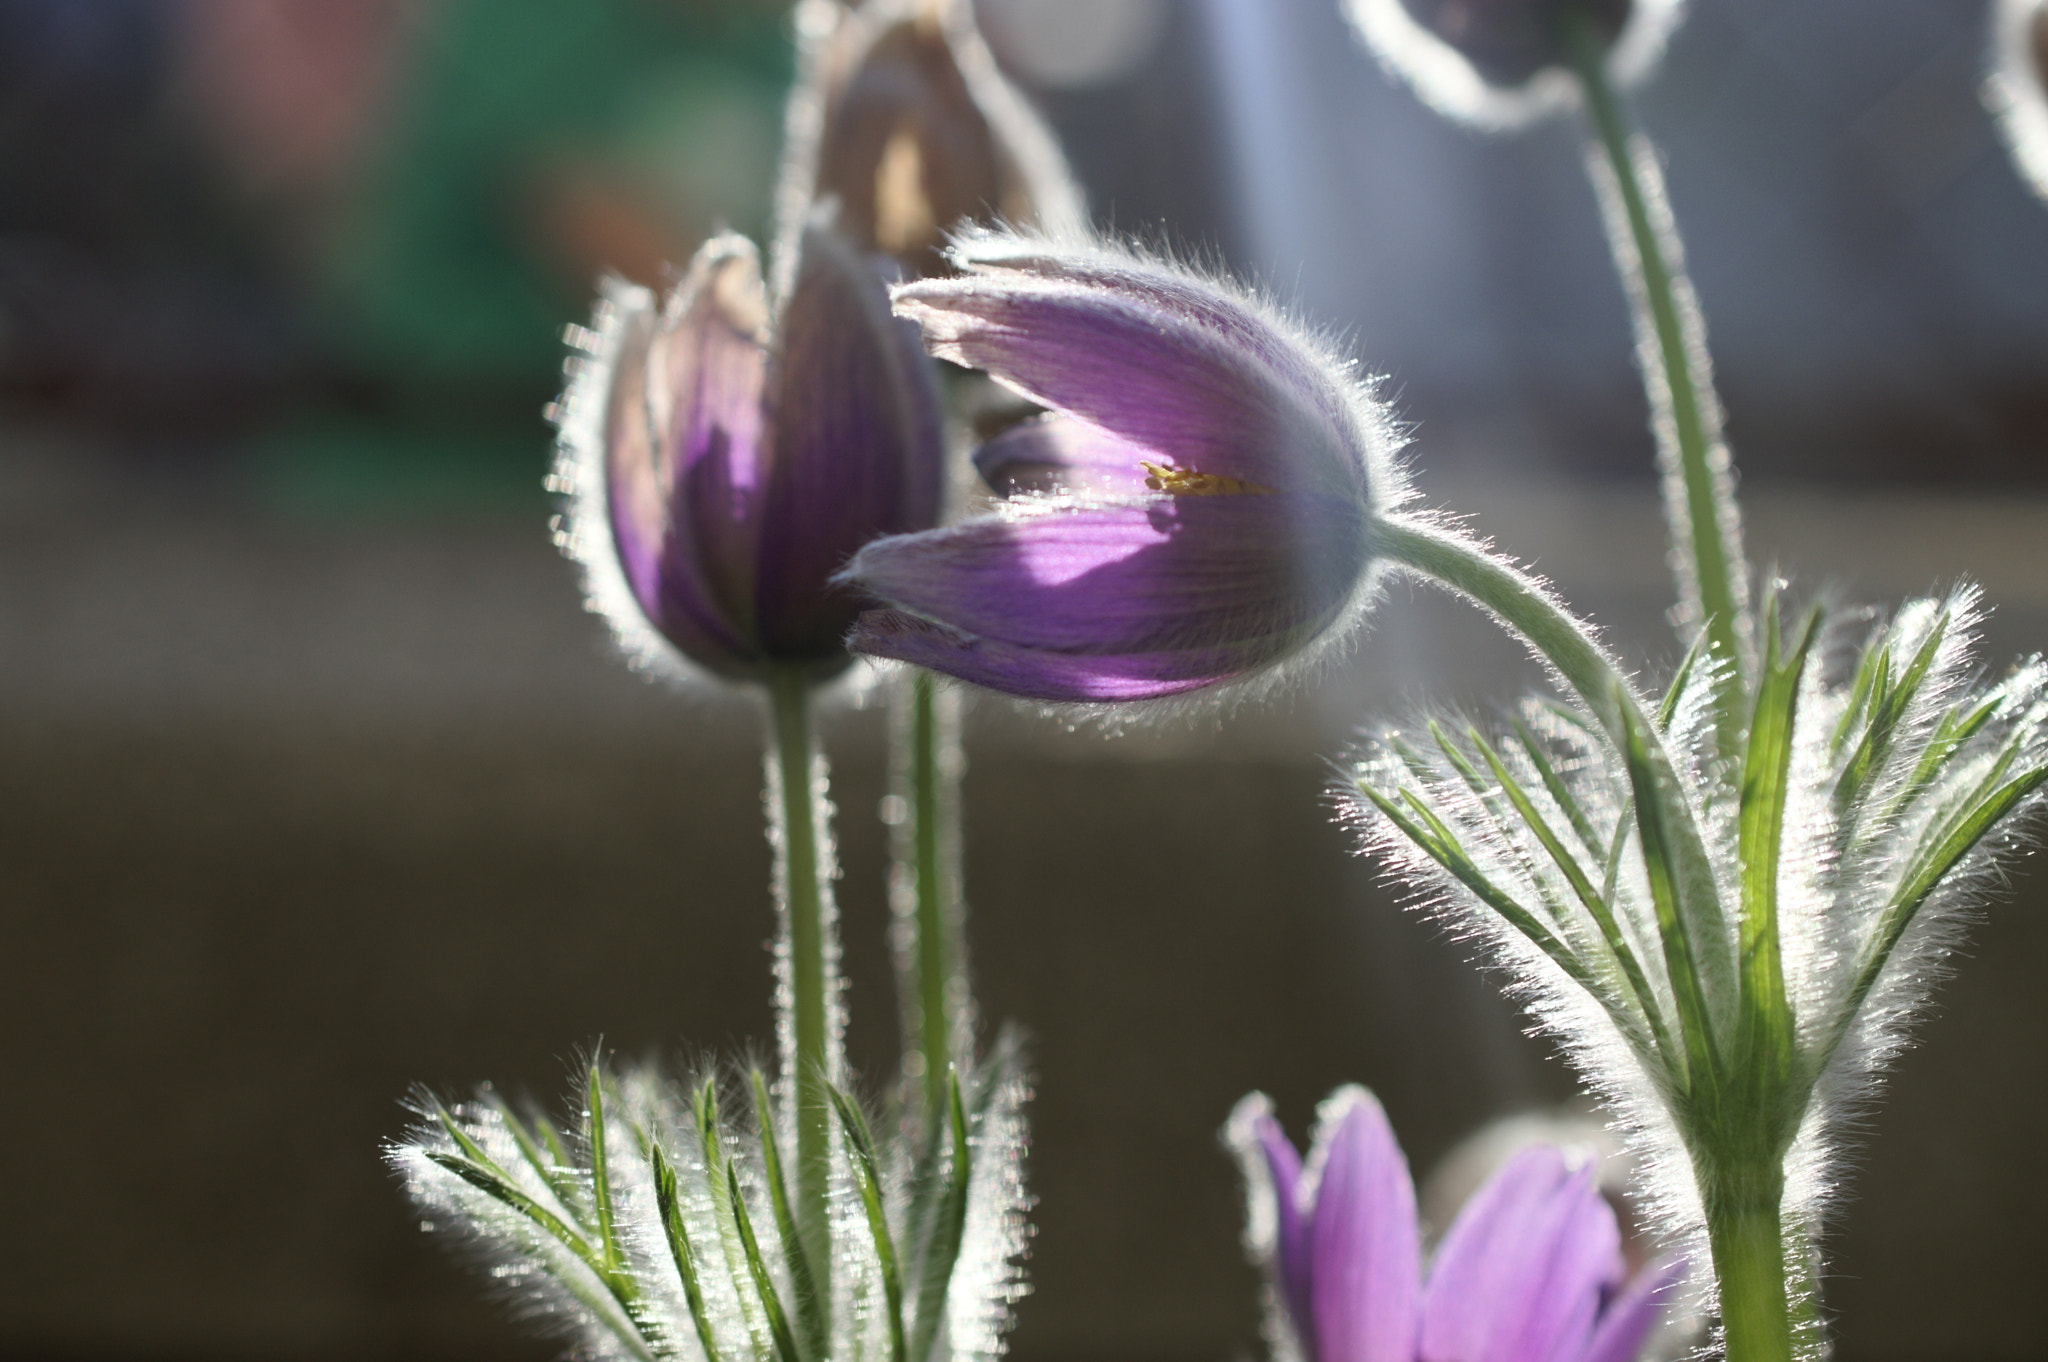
<box><xmin>1139</xmin><ymin>461</ymin><xmax>1276</xmax><ymax>497</ymax></box>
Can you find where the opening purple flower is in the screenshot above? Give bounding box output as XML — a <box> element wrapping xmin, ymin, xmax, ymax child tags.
<box><xmin>551</xmin><ymin>218</ymin><xmax>945</xmax><ymax>684</ymax></box>
<box><xmin>1228</xmin><ymin>1087</ymin><xmax>1684</xmax><ymax>1362</ymax></box>
<box><xmin>839</xmin><ymin>234</ymin><xmax>1410</xmax><ymax>703</ymax></box>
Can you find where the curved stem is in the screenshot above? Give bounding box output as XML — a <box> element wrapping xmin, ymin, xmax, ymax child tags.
<box><xmin>1569</xmin><ymin>15</ymin><xmax>1753</xmax><ymax>746</ymax></box>
<box><xmin>766</xmin><ymin>666</ymin><xmax>840</xmax><ymax>1314</ymax></box>
<box><xmin>1371</xmin><ymin>513</ymin><xmax>1735</xmax><ymax>1086</ymax></box>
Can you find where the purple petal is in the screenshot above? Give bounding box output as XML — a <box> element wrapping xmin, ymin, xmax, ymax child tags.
<box><xmin>649</xmin><ymin>236</ymin><xmax>772</xmax><ymax>643</ymax></box>
<box><xmin>973</xmin><ymin>413</ymin><xmax>1159</xmax><ymax>498</ymax></box>
<box><xmin>843</xmin><ymin>492</ymin><xmax>1369</xmax><ymax>663</ymax></box>
<box><xmin>1225</xmin><ymin>1094</ymin><xmax>1315</xmax><ymax>1348</ymax></box>
<box><xmin>1306</xmin><ymin>1087</ymin><xmax>1421</xmax><ymax>1362</ymax></box>
<box><xmin>1582</xmin><ymin>1255</ymin><xmax>1685</xmax><ymax>1362</ymax></box>
<box><xmin>894</xmin><ymin>257</ymin><xmax>1379</xmax><ymax>505</ymax></box>
<box><xmin>594</xmin><ymin>272</ymin><xmax>756</xmax><ymax>673</ymax></box>
<box><xmin>755</xmin><ymin>221</ymin><xmax>946</xmax><ymax>663</ymax></box>
<box><xmin>847</xmin><ymin>609</ymin><xmax>1248</xmax><ymax>700</ymax></box>
<box><xmin>1420</xmin><ymin>1147</ymin><xmax>1624</xmax><ymax>1362</ymax></box>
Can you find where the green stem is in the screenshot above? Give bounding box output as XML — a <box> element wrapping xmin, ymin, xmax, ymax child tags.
<box><xmin>1569</xmin><ymin>14</ymin><xmax>1753</xmax><ymax>743</ymax></box>
<box><xmin>896</xmin><ymin>671</ymin><xmax>966</xmax><ymax>1117</ymax></box>
<box><xmin>1705</xmin><ymin>1166</ymin><xmax>1794</xmax><ymax>1362</ymax></box>
<box><xmin>766</xmin><ymin>666</ymin><xmax>838</xmax><ymax>1319</ymax></box>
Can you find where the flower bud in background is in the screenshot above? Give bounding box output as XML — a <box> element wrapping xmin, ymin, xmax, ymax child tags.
<box><xmin>1344</xmin><ymin>0</ymin><xmax>1687</xmax><ymax>129</ymax></box>
<box><xmin>1988</xmin><ymin>0</ymin><xmax>2048</xmax><ymax>204</ymax></box>
<box><xmin>1228</xmin><ymin>1088</ymin><xmax>1684</xmax><ymax>1362</ymax></box>
<box><xmin>780</xmin><ymin>0</ymin><xmax>1086</xmax><ymax>278</ymax></box>
<box><xmin>839</xmin><ymin>233</ymin><xmax>1409</xmax><ymax>704</ymax></box>
<box><xmin>550</xmin><ymin>217</ymin><xmax>945</xmax><ymax>684</ymax></box>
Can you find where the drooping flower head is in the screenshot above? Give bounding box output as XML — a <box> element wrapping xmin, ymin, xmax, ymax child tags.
<box><xmin>552</xmin><ymin>217</ymin><xmax>946</xmax><ymax>685</ymax></box>
<box><xmin>1228</xmin><ymin>1087</ymin><xmax>1684</xmax><ymax>1362</ymax></box>
<box><xmin>779</xmin><ymin>0</ymin><xmax>1085</xmax><ymax>279</ymax></box>
<box><xmin>1988</xmin><ymin>0</ymin><xmax>2048</xmax><ymax>204</ymax></box>
<box><xmin>840</xmin><ymin>233</ymin><xmax>1410</xmax><ymax>704</ymax></box>
<box><xmin>1345</xmin><ymin>0</ymin><xmax>1688</xmax><ymax>128</ymax></box>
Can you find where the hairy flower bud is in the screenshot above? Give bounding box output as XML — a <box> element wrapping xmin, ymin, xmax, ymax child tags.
<box><xmin>1347</xmin><ymin>0</ymin><xmax>1686</xmax><ymax>128</ymax></box>
<box><xmin>780</xmin><ymin>0</ymin><xmax>1084</xmax><ymax>277</ymax></box>
<box><xmin>551</xmin><ymin>218</ymin><xmax>945</xmax><ymax>684</ymax></box>
<box><xmin>1988</xmin><ymin>0</ymin><xmax>2048</xmax><ymax>203</ymax></box>
<box><xmin>840</xmin><ymin>233</ymin><xmax>1408</xmax><ymax>704</ymax></box>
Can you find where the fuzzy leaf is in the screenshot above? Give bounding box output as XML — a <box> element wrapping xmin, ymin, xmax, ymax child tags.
<box><xmin>1617</xmin><ymin>700</ymin><xmax>1720</xmax><ymax>1102</ymax></box>
<box><xmin>587</xmin><ymin>1065</ymin><xmax>627</xmax><ymax>1278</ymax></box>
<box><xmin>653</xmin><ymin>1142</ymin><xmax>727</xmax><ymax>1362</ymax></box>
<box><xmin>750</xmin><ymin>1069</ymin><xmax>825</xmax><ymax>1358</ymax></box>
<box><xmin>1734</xmin><ymin>602</ymin><xmax>1818</xmax><ymax>1099</ymax></box>
<box><xmin>907</xmin><ymin>1071</ymin><xmax>974</xmax><ymax>1362</ymax></box>
<box><xmin>829</xmin><ymin>1086</ymin><xmax>909</xmax><ymax>1362</ymax></box>
<box><xmin>1476</xmin><ymin>728</ymin><xmax>1676</xmax><ymax>1070</ymax></box>
<box><xmin>1359</xmin><ymin>781</ymin><xmax>1604</xmax><ymax>1001</ymax></box>
<box><xmin>727</xmin><ymin>1162</ymin><xmax>806</xmax><ymax>1362</ymax></box>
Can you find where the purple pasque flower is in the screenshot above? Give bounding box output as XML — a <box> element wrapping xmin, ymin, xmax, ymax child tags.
<box><xmin>838</xmin><ymin>234</ymin><xmax>1408</xmax><ymax>703</ymax></box>
<box><xmin>551</xmin><ymin>217</ymin><xmax>945</xmax><ymax>684</ymax></box>
<box><xmin>1228</xmin><ymin>1087</ymin><xmax>1683</xmax><ymax>1362</ymax></box>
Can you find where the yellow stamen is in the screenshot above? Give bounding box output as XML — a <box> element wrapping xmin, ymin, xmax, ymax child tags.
<box><xmin>1139</xmin><ymin>461</ymin><xmax>1276</xmax><ymax>497</ymax></box>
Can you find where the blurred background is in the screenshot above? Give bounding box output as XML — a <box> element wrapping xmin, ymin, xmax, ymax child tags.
<box><xmin>4</xmin><ymin>0</ymin><xmax>2045</xmax><ymax>1359</ymax></box>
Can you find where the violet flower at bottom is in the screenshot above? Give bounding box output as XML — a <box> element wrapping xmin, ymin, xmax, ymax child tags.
<box><xmin>1229</xmin><ymin>1087</ymin><xmax>1683</xmax><ymax>1362</ymax></box>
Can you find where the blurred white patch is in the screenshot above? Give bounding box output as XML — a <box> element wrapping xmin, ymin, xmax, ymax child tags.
<box><xmin>974</xmin><ymin>0</ymin><xmax>1168</xmax><ymax>89</ymax></box>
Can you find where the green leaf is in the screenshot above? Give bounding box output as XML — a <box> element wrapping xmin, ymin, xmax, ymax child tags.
<box><xmin>1830</xmin><ymin>631</ymin><xmax>1888</xmax><ymax>757</ymax></box>
<box><xmin>1876</xmin><ymin>694</ymin><xmax>2005</xmax><ymax>832</ymax></box>
<box><xmin>424</xmin><ymin>1104</ymin><xmax>657</xmax><ymax>1360</ymax></box>
<box><xmin>586</xmin><ymin>1064</ymin><xmax>625</xmax><ymax>1277</ymax></box>
<box><xmin>828</xmin><ymin>1086</ymin><xmax>909</xmax><ymax>1362</ymax></box>
<box><xmin>907</xmin><ymin>1072</ymin><xmax>974</xmax><ymax>1362</ymax></box>
<box><xmin>653</xmin><ymin>1142</ymin><xmax>726</xmax><ymax>1362</ymax></box>
<box><xmin>1475</xmin><ymin>729</ymin><xmax>1676</xmax><ymax>1071</ymax></box>
<box><xmin>1617</xmin><ymin>700</ymin><xmax>1721</xmax><ymax>1102</ymax></box>
<box><xmin>1510</xmin><ymin>716</ymin><xmax>1603</xmax><ymax>854</ymax></box>
<box><xmin>750</xmin><ymin>1069</ymin><xmax>825</xmax><ymax>1360</ymax></box>
<box><xmin>1836</xmin><ymin>611</ymin><xmax>1949</xmax><ymax>813</ymax></box>
<box><xmin>1734</xmin><ymin>600</ymin><xmax>1818</xmax><ymax>1102</ymax></box>
<box><xmin>1359</xmin><ymin>782</ymin><xmax>1605</xmax><ymax>1004</ymax></box>
<box><xmin>483</xmin><ymin>1092</ymin><xmax>585</xmax><ymax>1214</ymax></box>
<box><xmin>727</xmin><ymin>1163</ymin><xmax>806</xmax><ymax>1362</ymax></box>
<box><xmin>1824</xmin><ymin>761</ymin><xmax>2048</xmax><ymax>1071</ymax></box>
<box><xmin>1658</xmin><ymin>629</ymin><xmax>1709</xmax><ymax>731</ymax></box>
<box><xmin>1429</xmin><ymin>720</ymin><xmax>1487</xmax><ymax>793</ymax></box>
<box><xmin>697</xmin><ymin>1080</ymin><xmax>778</xmax><ymax>1362</ymax></box>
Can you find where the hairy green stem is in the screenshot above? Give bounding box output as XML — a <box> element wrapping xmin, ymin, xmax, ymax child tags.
<box><xmin>766</xmin><ymin>666</ymin><xmax>838</xmax><ymax>1315</ymax></box>
<box><xmin>1705</xmin><ymin>1166</ymin><xmax>1795</xmax><ymax>1362</ymax></box>
<box><xmin>894</xmin><ymin>671</ymin><xmax>967</xmax><ymax>1117</ymax></box>
<box><xmin>1569</xmin><ymin>15</ymin><xmax>1753</xmax><ymax>741</ymax></box>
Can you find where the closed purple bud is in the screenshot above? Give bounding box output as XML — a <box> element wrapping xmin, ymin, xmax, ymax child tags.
<box><xmin>781</xmin><ymin>0</ymin><xmax>1085</xmax><ymax>277</ymax></box>
<box><xmin>551</xmin><ymin>219</ymin><xmax>945</xmax><ymax>684</ymax></box>
<box><xmin>1347</xmin><ymin>0</ymin><xmax>1686</xmax><ymax>128</ymax></box>
<box><xmin>839</xmin><ymin>233</ymin><xmax>1408</xmax><ymax>705</ymax></box>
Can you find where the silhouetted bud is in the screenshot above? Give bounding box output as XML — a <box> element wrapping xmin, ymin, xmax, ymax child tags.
<box><xmin>1989</xmin><ymin>0</ymin><xmax>2048</xmax><ymax>203</ymax></box>
<box><xmin>1348</xmin><ymin>0</ymin><xmax>1685</xmax><ymax>128</ymax></box>
<box><xmin>780</xmin><ymin>0</ymin><xmax>1084</xmax><ymax>277</ymax></box>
